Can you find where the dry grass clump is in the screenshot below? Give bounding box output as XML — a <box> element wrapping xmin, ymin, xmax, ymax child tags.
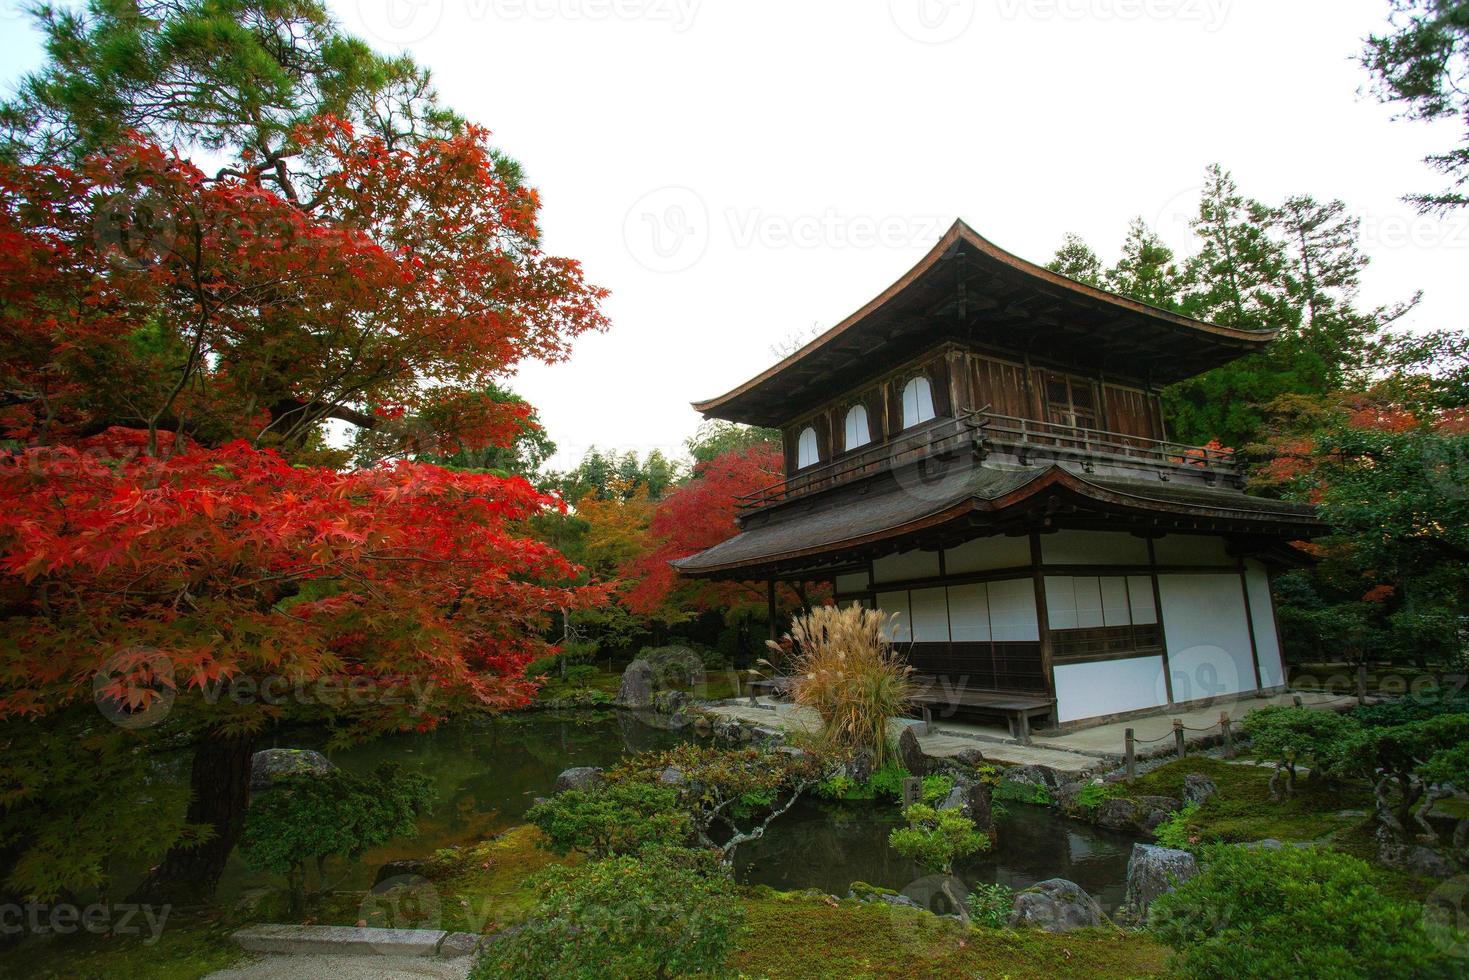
<box><xmin>766</xmin><ymin>603</ymin><xmax>913</xmax><ymax>767</ymax></box>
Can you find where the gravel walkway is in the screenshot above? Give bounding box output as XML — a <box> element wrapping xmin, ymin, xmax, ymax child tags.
<box><xmin>207</xmin><ymin>952</ymin><xmax>472</xmax><ymax>980</ymax></box>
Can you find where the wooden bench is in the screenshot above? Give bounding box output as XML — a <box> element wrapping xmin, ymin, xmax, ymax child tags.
<box><xmin>908</xmin><ymin>674</ymin><xmax>1054</xmax><ymax>745</ymax></box>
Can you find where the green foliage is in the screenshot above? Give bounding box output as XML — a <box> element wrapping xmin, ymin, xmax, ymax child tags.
<box><xmin>1150</xmin><ymin>804</ymin><xmax>1201</xmax><ymax>851</ymax></box>
<box><xmin>1241</xmin><ymin>705</ymin><xmax>1360</xmax><ymax>797</ymax></box>
<box><xmin>888</xmin><ymin>803</ymin><xmax>990</xmax><ymax>876</ymax></box>
<box><xmin>1045</xmin><ymin>232</ymin><xmax>1103</xmax><ymax>286</ymax></box>
<box><xmin>1073</xmin><ymin>782</ymin><xmax>1110</xmax><ymax>813</ymax></box>
<box><xmin>552</xmin><ymin>446</ymin><xmax>682</xmax><ymax>503</ymax></box>
<box><xmin>239</xmin><ymin>764</ymin><xmax>432</xmax><ymax>908</ymax></box>
<box><xmin>920</xmin><ymin>773</ymin><xmax>955</xmax><ymax>805</ymax></box>
<box><xmin>471</xmin><ymin>849</ymin><xmax>743</xmax><ymax>980</ymax></box>
<box><xmin>868</xmin><ymin>759</ymin><xmax>909</xmax><ymax>800</ymax></box>
<box><xmin>1354</xmin><ymin>693</ymin><xmax>1469</xmax><ymax>727</ymax></box>
<box><xmin>994</xmin><ymin>777</ymin><xmax>1053</xmax><ymax>806</ymax></box>
<box><xmin>686</xmin><ymin>419</ymin><xmax>779</xmax><ymax>470</ymax></box>
<box><xmin>1149</xmin><ymin>845</ymin><xmax>1459</xmax><ymax>979</ymax></box>
<box><xmin>965</xmin><ymin>881</ymin><xmax>1016</xmax><ymax>928</ymax></box>
<box><xmin>815</xmin><ymin>760</ymin><xmax>915</xmax><ymax>802</ymax></box>
<box><xmin>526</xmin><ymin>781</ymin><xmax>688</xmax><ymax>859</ymax></box>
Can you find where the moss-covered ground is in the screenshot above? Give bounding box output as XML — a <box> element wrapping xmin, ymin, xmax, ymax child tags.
<box><xmin>0</xmin><ymin>910</ymin><xmax>245</xmax><ymax>980</ymax></box>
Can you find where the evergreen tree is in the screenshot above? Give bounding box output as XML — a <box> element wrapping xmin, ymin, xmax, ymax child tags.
<box><xmin>1045</xmin><ymin>232</ymin><xmax>1103</xmax><ymax>286</ymax></box>
<box><xmin>1104</xmin><ymin>217</ymin><xmax>1182</xmax><ymax>310</ymax></box>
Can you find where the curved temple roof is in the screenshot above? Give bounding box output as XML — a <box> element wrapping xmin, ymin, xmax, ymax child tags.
<box><xmin>694</xmin><ymin>219</ymin><xmax>1277</xmax><ymax>427</ymax></box>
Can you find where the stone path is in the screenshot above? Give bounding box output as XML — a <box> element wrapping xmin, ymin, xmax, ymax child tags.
<box><xmin>208</xmin><ymin>952</ymin><xmax>470</xmax><ymax>979</ymax></box>
<box><xmin>705</xmin><ymin>689</ymin><xmax>1359</xmax><ymax>777</ymax></box>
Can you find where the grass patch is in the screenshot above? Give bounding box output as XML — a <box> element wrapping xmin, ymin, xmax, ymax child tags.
<box><xmin>423</xmin><ymin>824</ymin><xmax>577</xmax><ymax>933</ymax></box>
<box><xmin>732</xmin><ymin>888</ymin><xmax>1168</xmax><ymax>979</ymax></box>
<box><xmin>0</xmin><ymin>910</ymin><xmax>245</xmax><ymax>980</ymax></box>
<box><xmin>1106</xmin><ymin>757</ymin><xmax>1373</xmax><ymax>845</ymax></box>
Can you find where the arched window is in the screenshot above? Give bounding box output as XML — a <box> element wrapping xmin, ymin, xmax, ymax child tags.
<box><xmin>901</xmin><ymin>376</ymin><xmax>936</xmax><ymax>428</ymax></box>
<box><xmin>796</xmin><ymin>426</ymin><xmax>819</xmax><ymax>469</ymax></box>
<box><xmin>843</xmin><ymin>404</ymin><xmax>871</xmax><ymax>451</ymax></box>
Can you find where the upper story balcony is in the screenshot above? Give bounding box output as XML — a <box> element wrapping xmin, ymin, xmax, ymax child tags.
<box><xmin>736</xmin><ymin>410</ymin><xmax>1243</xmax><ymax>512</ymax></box>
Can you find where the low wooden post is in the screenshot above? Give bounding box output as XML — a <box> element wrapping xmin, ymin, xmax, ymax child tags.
<box><xmin>1172</xmin><ymin>718</ymin><xmax>1186</xmax><ymax>758</ymax></box>
<box><xmin>1220</xmin><ymin>712</ymin><xmax>1235</xmax><ymax>759</ymax></box>
<box><xmin>1356</xmin><ymin>665</ymin><xmax>1368</xmax><ymax>705</ymax></box>
<box><xmin>1292</xmin><ymin>694</ymin><xmax>1304</xmax><ymax>709</ymax></box>
<box><xmin>921</xmin><ymin>705</ymin><xmax>933</xmax><ymax>736</ymax></box>
<box><xmin>902</xmin><ymin>776</ymin><xmax>921</xmax><ymax>808</ymax></box>
<box><xmin>1017</xmin><ymin>710</ymin><xmax>1031</xmax><ymax>747</ymax></box>
<box><xmin>1124</xmin><ymin>728</ymin><xmax>1136</xmax><ymax>783</ymax></box>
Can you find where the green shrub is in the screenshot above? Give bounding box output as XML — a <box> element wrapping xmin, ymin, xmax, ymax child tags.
<box><xmin>1241</xmin><ymin>706</ymin><xmax>1359</xmax><ymax>798</ymax></box>
<box><xmin>526</xmin><ymin>781</ymin><xmax>688</xmax><ymax>858</ymax></box>
<box><xmin>888</xmin><ymin>803</ymin><xmax>990</xmax><ymax>876</ymax></box>
<box><xmin>239</xmin><ymin>763</ymin><xmax>432</xmax><ymax>912</ymax></box>
<box><xmin>994</xmin><ymin>777</ymin><xmax>1052</xmax><ymax>805</ymax></box>
<box><xmin>1353</xmin><ymin>693</ymin><xmax>1469</xmax><ymax>727</ymax></box>
<box><xmin>472</xmin><ymin>849</ymin><xmax>742</xmax><ymax>980</ymax></box>
<box><xmin>1073</xmin><ymin>782</ymin><xmax>1110</xmax><ymax>813</ymax></box>
<box><xmin>920</xmin><ymin>773</ymin><xmax>955</xmax><ymax>805</ymax></box>
<box><xmin>1151</xmin><ymin>803</ymin><xmax>1200</xmax><ymax>851</ymax></box>
<box><xmin>1149</xmin><ymin>845</ymin><xmax>1459</xmax><ymax>979</ymax></box>
<box><xmin>965</xmin><ymin>881</ymin><xmax>1015</xmax><ymax>928</ymax></box>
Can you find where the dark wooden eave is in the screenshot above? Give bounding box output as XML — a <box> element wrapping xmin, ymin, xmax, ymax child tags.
<box><xmin>693</xmin><ymin>219</ymin><xmax>1277</xmax><ymax>427</ymax></box>
<box><xmin>672</xmin><ymin>463</ymin><xmax>1322</xmax><ymax>581</ymax></box>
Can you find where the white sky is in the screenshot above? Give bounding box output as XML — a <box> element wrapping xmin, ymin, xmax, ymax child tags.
<box><xmin>3</xmin><ymin>0</ymin><xmax>1465</xmax><ymax>470</ymax></box>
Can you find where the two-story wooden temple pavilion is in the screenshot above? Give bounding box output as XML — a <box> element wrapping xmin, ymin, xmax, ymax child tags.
<box><xmin>675</xmin><ymin>219</ymin><xmax>1322</xmax><ymax>736</ymax></box>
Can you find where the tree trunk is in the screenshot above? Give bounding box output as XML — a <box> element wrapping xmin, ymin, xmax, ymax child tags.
<box><xmin>131</xmin><ymin>732</ymin><xmax>256</xmax><ymax>904</ymax></box>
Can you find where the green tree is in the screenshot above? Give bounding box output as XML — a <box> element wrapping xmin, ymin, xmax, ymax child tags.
<box><xmin>1105</xmin><ymin>218</ymin><xmax>1182</xmax><ymax>310</ymax></box>
<box><xmin>887</xmin><ymin>803</ymin><xmax>990</xmax><ymax>876</ymax></box>
<box><xmin>526</xmin><ymin>782</ymin><xmax>689</xmax><ymax>859</ymax></box>
<box><xmin>1361</xmin><ymin>0</ymin><xmax>1469</xmax><ymax>212</ymax></box>
<box><xmin>686</xmin><ymin>420</ymin><xmax>779</xmax><ymax>471</ymax></box>
<box><xmin>1046</xmin><ymin>232</ymin><xmax>1103</xmax><ymax>286</ymax></box>
<box><xmin>239</xmin><ymin>764</ymin><xmax>434</xmax><ymax>913</ymax></box>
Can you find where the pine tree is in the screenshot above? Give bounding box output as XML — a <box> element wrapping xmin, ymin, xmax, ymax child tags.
<box><xmin>1046</xmin><ymin>233</ymin><xmax>1103</xmax><ymax>286</ymax></box>
<box><xmin>1104</xmin><ymin>217</ymin><xmax>1183</xmax><ymax>310</ymax></box>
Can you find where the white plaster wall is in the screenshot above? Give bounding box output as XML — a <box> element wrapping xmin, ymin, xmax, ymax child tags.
<box><xmin>1153</xmin><ymin>534</ymin><xmax>1231</xmax><ymax>566</ymax></box>
<box><xmin>1041</xmin><ymin>529</ymin><xmax>1150</xmax><ymax>566</ymax></box>
<box><xmin>910</xmin><ymin>587</ymin><xmax>951</xmax><ymax>642</ymax></box>
<box><xmin>1158</xmin><ymin>573</ymin><xmax>1257</xmax><ymax>702</ymax></box>
<box><xmin>1244</xmin><ymin>560</ymin><xmax>1285</xmax><ymax>688</ymax></box>
<box><xmin>947</xmin><ymin>583</ymin><xmax>990</xmax><ymax>642</ymax></box>
<box><xmin>873</xmin><ymin>548</ymin><xmax>940</xmax><ymax>584</ymax></box>
<box><xmin>987</xmin><ymin>578</ymin><xmax>1039</xmax><ymax>642</ymax></box>
<box><xmin>944</xmin><ymin>535</ymin><xmax>1030</xmax><ymax>573</ymax></box>
<box><xmin>1055</xmin><ymin>655</ymin><xmax>1167</xmax><ymax>723</ymax></box>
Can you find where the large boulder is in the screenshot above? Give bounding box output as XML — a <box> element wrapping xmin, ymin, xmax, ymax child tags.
<box><xmin>1183</xmin><ymin>773</ymin><xmax>1218</xmax><ymax>808</ymax></box>
<box><xmin>1003</xmin><ymin>764</ymin><xmax>1059</xmax><ymax>790</ymax></box>
<box><xmin>898</xmin><ymin>726</ymin><xmax>930</xmax><ymax>777</ymax></box>
<box><xmin>1008</xmin><ymin>879</ymin><xmax>1103</xmax><ymax>932</ymax></box>
<box><xmin>616</xmin><ymin>659</ymin><xmax>656</xmax><ymax>710</ymax></box>
<box><xmin>250</xmin><ymin>748</ymin><xmax>335</xmax><ymax>791</ymax></box>
<box><xmin>1095</xmin><ymin>798</ymin><xmax>1140</xmax><ymax>832</ymax></box>
<box><xmin>1122</xmin><ymin>843</ymin><xmax>1198</xmax><ymax>919</ymax></box>
<box><xmin>937</xmin><ymin>779</ymin><xmax>995</xmax><ymax>833</ymax></box>
<box><xmin>553</xmin><ymin>766</ymin><xmax>604</xmax><ymax>793</ymax></box>
<box><xmin>952</xmin><ymin>747</ymin><xmax>987</xmax><ymax>768</ymax></box>
<box><xmin>652</xmin><ymin>689</ymin><xmax>689</xmax><ymax>716</ymax></box>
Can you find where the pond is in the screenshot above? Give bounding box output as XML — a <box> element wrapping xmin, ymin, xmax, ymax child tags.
<box><xmin>215</xmin><ymin>711</ymin><xmax>1136</xmax><ymax>912</ymax></box>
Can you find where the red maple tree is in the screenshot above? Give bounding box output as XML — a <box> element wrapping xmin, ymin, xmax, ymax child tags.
<box><xmin>0</xmin><ymin>121</ymin><xmax>608</xmax><ymax>899</ymax></box>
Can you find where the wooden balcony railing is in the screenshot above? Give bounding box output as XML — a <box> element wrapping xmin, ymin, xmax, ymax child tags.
<box><xmin>736</xmin><ymin>410</ymin><xmax>1240</xmax><ymax>512</ymax></box>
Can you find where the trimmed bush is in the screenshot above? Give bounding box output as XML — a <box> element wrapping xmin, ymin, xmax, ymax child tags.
<box><xmin>1240</xmin><ymin>705</ymin><xmax>1358</xmax><ymax>798</ymax></box>
<box><xmin>526</xmin><ymin>781</ymin><xmax>688</xmax><ymax>858</ymax></box>
<box><xmin>1149</xmin><ymin>845</ymin><xmax>1458</xmax><ymax>979</ymax></box>
<box><xmin>471</xmin><ymin>850</ymin><xmax>742</xmax><ymax>980</ymax></box>
<box><xmin>966</xmin><ymin>881</ymin><xmax>1015</xmax><ymax>928</ymax></box>
<box><xmin>888</xmin><ymin>803</ymin><xmax>990</xmax><ymax>876</ymax></box>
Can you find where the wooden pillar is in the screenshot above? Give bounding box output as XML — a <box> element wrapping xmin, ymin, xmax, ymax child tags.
<box><xmin>1147</xmin><ymin>535</ymin><xmax>1175</xmax><ymax>705</ymax></box>
<box><xmin>1028</xmin><ymin>531</ymin><xmax>1055</xmax><ymax>711</ymax></box>
<box><xmin>1238</xmin><ymin>561</ymin><xmax>1265</xmax><ymax>692</ymax></box>
<box><xmin>1173</xmin><ymin>718</ymin><xmax>1186</xmax><ymax>757</ymax></box>
<box><xmin>1124</xmin><ymin>728</ymin><xmax>1136</xmax><ymax>783</ymax></box>
<box><xmin>767</xmin><ymin>578</ymin><xmax>778</xmax><ymax>642</ymax></box>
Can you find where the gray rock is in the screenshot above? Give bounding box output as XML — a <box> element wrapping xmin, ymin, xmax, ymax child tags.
<box><xmin>1137</xmin><ymin>795</ymin><xmax>1181</xmax><ymax>813</ymax></box>
<box><xmin>898</xmin><ymin>726</ymin><xmax>929</xmax><ymax>776</ymax></box>
<box><xmin>436</xmin><ymin>932</ymin><xmax>485</xmax><ymax>959</ymax></box>
<box><xmin>1004</xmin><ymin>764</ymin><xmax>1058</xmax><ymax>789</ymax></box>
<box><xmin>553</xmin><ymin>766</ymin><xmax>603</xmax><ymax>793</ymax></box>
<box><xmin>692</xmin><ymin>714</ymin><xmax>713</xmax><ymax>736</ymax></box>
<box><xmin>842</xmin><ymin>749</ymin><xmax>875</xmax><ymax>785</ymax></box>
<box><xmin>712</xmin><ymin>718</ymin><xmax>744</xmax><ymax>742</ymax></box>
<box><xmin>1376</xmin><ymin>827</ymin><xmax>1456</xmax><ymax>878</ymax></box>
<box><xmin>616</xmin><ymin>659</ymin><xmax>656</xmax><ymax>710</ymax></box>
<box><xmin>953</xmin><ymin>747</ymin><xmax>987</xmax><ymax>767</ymax></box>
<box><xmin>1183</xmin><ymin>774</ymin><xmax>1217</xmax><ymax>808</ymax></box>
<box><xmin>940</xmin><ymin>780</ymin><xmax>996</xmax><ymax>833</ymax></box>
<box><xmin>1096</xmin><ymin>798</ymin><xmax>1140</xmax><ymax>831</ymax></box>
<box><xmin>652</xmin><ymin>689</ymin><xmax>689</xmax><ymax>715</ymax></box>
<box><xmin>1140</xmin><ymin>809</ymin><xmax>1173</xmax><ymax>836</ymax></box>
<box><xmin>1239</xmin><ymin>838</ymin><xmax>1283</xmax><ymax>851</ymax></box>
<box><xmin>250</xmin><ymin>748</ymin><xmax>336</xmax><ymax>791</ymax></box>
<box><xmin>372</xmin><ymin>859</ymin><xmax>426</xmax><ymax>887</ymax></box>
<box><xmin>1008</xmin><ymin>878</ymin><xmax>1103</xmax><ymax>932</ymax></box>
<box><xmin>1123</xmin><ymin>843</ymin><xmax>1199</xmax><ymax>918</ymax></box>
<box><xmin>658</xmin><ymin>766</ymin><xmax>687</xmax><ymax>787</ymax></box>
